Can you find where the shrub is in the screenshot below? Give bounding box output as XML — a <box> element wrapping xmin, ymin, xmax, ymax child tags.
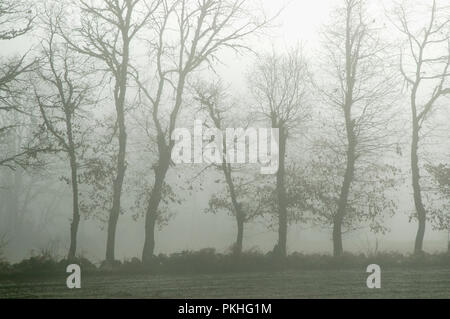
<box><xmin>60</xmin><ymin>256</ymin><xmax>98</xmax><ymax>272</ymax></box>
<box><xmin>0</xmin><ymin>249</ymin><xmax>448</xmax><ymax>278</ymax></box>
<box><xmin>13</xmin><ymin>254</ymin><xmax>61</xmax><ymax>275</ymax></box>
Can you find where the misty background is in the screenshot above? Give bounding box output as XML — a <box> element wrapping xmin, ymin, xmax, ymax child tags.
<box><xmin>0</xmin><ymin>0</ymin><xmax>449</xmax><ymax>264</ymax></box>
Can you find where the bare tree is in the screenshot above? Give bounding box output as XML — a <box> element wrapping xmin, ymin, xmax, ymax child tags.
<box><xmin>248</xmin><ymin>48</ymin><xmax>310</xmax><ymax>258</ymax></box>
<box><xmin>320</xmin><ymin>0</ymin><xmax>398</xmax><ymax>257</ymax></box>
<box><xmin>287</xmin><ymin>140</ymin><xmax>399</xmax><ymax>247</ymax></box>
<box><xmin>32</xmin><ymin>10</ymin><xmax>96</xmax><ymax>260</ymax></box>
<box><xmin>58</xmin><ymin>0</ymin><xmax>162</xmax><ymax>263</ymax></box>
<box><xmin>0</xmin><ymin>0</ymin><xmax>34</xmax><ymax>110</ymax></box>
<box><xmin>0</xmin><ymin>0</ymin><xmax>48</xmax><ymax>238</ymax></box>
<box><xmin>0</xmin><ymin>0</ymin><xmax>36</xmax><ymax>168</ymax></box>
<box><xmin>135</xmin><ymin>0</ymin><xmax>272</xmax><ymax>264</ymax></box>
<box><xmin>0</xmin><ymin>0</ymin><xmax>33</xmax><ymax>39</ymax></box>
<box><xmin>395</xmin><ymin>0</ymin><xmax>450</xmax><ymax>254</ymax></box>
<box><xmin>194</xmin><ymin>82</ymin><xmax>265</xmax><ymax>255</ymax></box>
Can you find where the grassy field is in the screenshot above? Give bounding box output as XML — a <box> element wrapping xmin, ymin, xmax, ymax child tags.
<box><xmin>0</xmin><ymin>267</ymin><xmax>449</xmax><ymax>299</ymax></box>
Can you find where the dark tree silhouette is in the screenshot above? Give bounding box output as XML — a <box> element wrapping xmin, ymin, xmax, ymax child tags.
<box><xmin>32</xmin><ymin>9</ymin><xmax>96</xmax><ymax>260</ymax></box>
<box><xmin>134</xmin><ymin>0</ymin><xmax>272</xmax><ymax>264</ymax></box>
<box><xmin>320</xmin><ymin>0</ymin><xmax>398</xmax><ymax>256</ymax></box>
<box><xmin>194</xmin><ymin>82</ymin><xmax>266</xmax><ymax>255</ymax></box>
<box><xmin>0</xmin><ymin>0</ymin><xmax>36</xmax><ymax>168</ymax></box>
<box><xmin>248</xmin><ymin>48</ymin><xmax>310</xmax><ymax>258</ymax></box>
<box><xmin>395</xmin><ymin>0</ymin><xmax>450</xmax><ymax>254</ymax></box>
<box><xmin>58</xmin><ymin>0</ymin><xmax>162</xmax><ymax>263</ymax></box>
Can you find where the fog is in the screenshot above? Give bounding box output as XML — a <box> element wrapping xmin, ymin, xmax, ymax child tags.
<box><xmin>0</xmin><ymin>0</ymin><xmax>449</xmax><ymax>264</ymax></box>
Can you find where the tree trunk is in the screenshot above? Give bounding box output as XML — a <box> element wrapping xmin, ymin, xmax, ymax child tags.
<box><xmin>68</xmin><ymin>151</ymin><xmax>80</xmax><ymax>261</ymax></box>
<box><xmin>276</xmin><ymin>128</ymin><xmax>287</xmax><ymax>258</ymax></box>
<box><xmin>332</xmin><ymin>215</ymin><xmax>343</xmax><ymax>257</ymax></box>
<box><xmin>333</xmin><ymin>183</ymin><xmax>349</xmax><ymax>257</ymax></box>
<box><xmin>105</xmin><ymin>38</ymin><xmax>130</xmax><ymax>263</ymax></box>
<box><xmin>142</xmin><ymin>148</ymin><xmax>170</xmax><ymax>264</ymax></box>
<box><xmin>105</xmin><ymin>87</ymin><xmax>128</xmax><ymax>263</ymax></box>
<box><xmin>141</xmin><ymin>71</ymin><xmax>186</xmax><ymax>264</ymax></box>
<box><xmin>332</xmin><ymin>7</ymin><xmax>357</xmax><ymax>257</ymax></box>
<box><xmin>235</xmin><ymin>214</ymin><xmax>244</xmax><ymax>255</ymax></box>
<box><xmin>65</xmin><ymin>108</ymin><xmax>81</xmax><ymax>261</ymax></box>
<box><xmin>411</xmin><ymin>124</ymin><xmax>426</xmax><ymax>254</ymax></box>
<box><xmin>333</xmin><ymin>76</ymin><xmax>356</xmax><ymax>257</ymax></box>
<box><xmin>105</xmin><ymin>119</ymin><xmax>127</xmax><ymax>263</ymax></box>
<box><xmin>333</xmin><ymin>140</ymin><xmax>356</xmax><ymax>257</ymax></box>
<box><xmin>221</xmin><ymin>160</ymin><xmax>245</xmax><ymax>255</ymax></box>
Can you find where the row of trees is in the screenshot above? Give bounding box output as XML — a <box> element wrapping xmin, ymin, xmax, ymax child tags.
<box><xmin>0</xmin><ymin>0</ymin><xmax>449</xmax><ymax>264</ymax></box>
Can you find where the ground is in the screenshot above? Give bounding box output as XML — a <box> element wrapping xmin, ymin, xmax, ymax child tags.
<box><xmin>0</xmin><ymin>267</ymin><xmax>449</xmax><ymax>298</ymax></box>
